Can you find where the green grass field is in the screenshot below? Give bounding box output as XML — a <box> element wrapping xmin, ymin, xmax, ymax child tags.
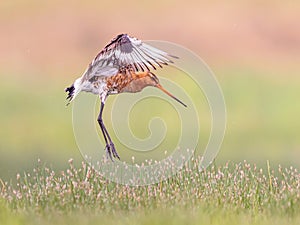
<box><xmin>1</xmin><ymin>159</ymin><xmax>299</xmax><ymax>225</ymax></box>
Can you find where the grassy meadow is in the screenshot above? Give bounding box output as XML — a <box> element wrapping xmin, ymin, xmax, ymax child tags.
<box><xmin>1</xmin><ymin>1</ymin><xmax>300</xmax><ymax>225</ymax></box>
<box><xmin>1</xmin><ymin>159</ymin><xmax>300</xmax><ymax>225</ymax></box>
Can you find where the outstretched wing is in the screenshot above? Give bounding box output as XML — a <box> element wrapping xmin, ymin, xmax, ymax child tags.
<box><xmin>83</xmin><ymin>34</ymin><xmax>177</xmax><ymax>80</ymax></box>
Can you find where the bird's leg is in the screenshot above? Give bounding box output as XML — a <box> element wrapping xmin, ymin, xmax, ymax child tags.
<box><xmin>97</xmin><ymin>102</ymin><xmax>112</xmax><ymax>160</ymax></box>
<box><xmin>97</xmin><ymin>102</ymin><xmax>120</xmax><ymax>160</ymax></box>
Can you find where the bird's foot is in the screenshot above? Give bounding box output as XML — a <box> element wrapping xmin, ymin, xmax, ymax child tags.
<box><xmin>110</xmin><ymin>142</ymin><xmax>120</xmax><ymax>160</ymax></box>
<box><xmin>105</xmin><ymin>142</ymin><xmax>120</xmax><ymax>161</ymax></box>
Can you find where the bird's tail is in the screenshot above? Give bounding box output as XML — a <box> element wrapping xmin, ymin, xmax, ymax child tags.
<box><xmin>65</xmin><ymin>78</ymin><xmax>82</xmax><ymax>106</ymax></box>
<box><xmin>65</xmin><ymin>84</ymin><xmax>75</xmax><ymax>105</ymax></box>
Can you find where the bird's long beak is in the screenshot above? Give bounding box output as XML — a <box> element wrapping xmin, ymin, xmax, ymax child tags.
<box><xmin>155</xmin><ymin>84</ymin><xmax>187</xmax><ymax>107</ymax></box>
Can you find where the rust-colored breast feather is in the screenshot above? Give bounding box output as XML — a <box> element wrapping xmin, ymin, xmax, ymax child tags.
<box><xmin>106</xmin><ymin>69</ymin><xmax>158</xmax><ymax>94</ymax></box>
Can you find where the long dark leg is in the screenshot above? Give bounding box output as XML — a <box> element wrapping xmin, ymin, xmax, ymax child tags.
<box><xmin>97</xmin><ymin>102</ymin><xmax>120</xmax><ymax>160</ymax></box>
<box><xmin>97</xmin><ymin>104</ymin><xmax>111</xmax><ymax>160</ymax></box>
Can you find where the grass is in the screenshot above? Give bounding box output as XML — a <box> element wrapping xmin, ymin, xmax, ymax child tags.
<box><xmin>0</xmin><ymin>158</ymin><xmax>299</xmax><ymax>225</ymax></box>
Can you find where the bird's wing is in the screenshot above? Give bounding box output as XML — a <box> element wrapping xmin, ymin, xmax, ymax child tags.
<box><xmin>83</xmin><ymin>34</ymin><xmax>177</xmax><ymax>80</ymax></box>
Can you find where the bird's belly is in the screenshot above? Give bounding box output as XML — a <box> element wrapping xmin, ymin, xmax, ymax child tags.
<box><xmin>81</xmin><ymin>78</ymin><xmax>107</xmax><ymax>95</ymax></box>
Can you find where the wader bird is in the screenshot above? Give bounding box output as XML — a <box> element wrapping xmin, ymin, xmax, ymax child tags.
<box><xmin>65</xmin><ymin>34</ymin><xmax>186</xmax><ymax>160</ymax></box>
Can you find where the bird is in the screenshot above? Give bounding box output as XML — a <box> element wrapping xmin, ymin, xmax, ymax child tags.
<box><xmin>65</xmin><ymin>33</ymin><xmax>187</xmax><ymax>160</ymax></box>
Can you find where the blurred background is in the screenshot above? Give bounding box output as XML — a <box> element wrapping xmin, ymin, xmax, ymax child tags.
<box><xmin>0</xmin><ymin>0</ymin><xmax>299</xmax><ymax>180</ymax></box>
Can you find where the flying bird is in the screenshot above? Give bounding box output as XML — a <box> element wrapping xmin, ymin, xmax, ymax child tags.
<box><xmin>65</xmin><ymin>34</ymin><xmax>187</xmax><ymax>160</ymax></box>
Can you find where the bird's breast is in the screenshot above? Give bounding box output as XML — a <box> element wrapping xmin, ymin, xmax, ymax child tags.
<box><xmin>106</xmin><ymin>73</ymin><xmax>133</xmax><ymax>93</ymax></box>
<box><xmin>106</xmin><ymin>71</ymin><xmax>157</xmax><ymax>94</ymax></box>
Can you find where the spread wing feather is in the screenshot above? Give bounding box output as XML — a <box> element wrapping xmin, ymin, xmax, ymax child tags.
<box><xmin>83</xmin><ymin>34</ymin><xmax>176</xmax><ymax>80</ymax></box>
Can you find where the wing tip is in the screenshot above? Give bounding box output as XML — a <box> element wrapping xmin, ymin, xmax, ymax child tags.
<box><xmin>169</xmin><ymin>54</ymin><xmax>179</xmax><ymax>59</ymax></box>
